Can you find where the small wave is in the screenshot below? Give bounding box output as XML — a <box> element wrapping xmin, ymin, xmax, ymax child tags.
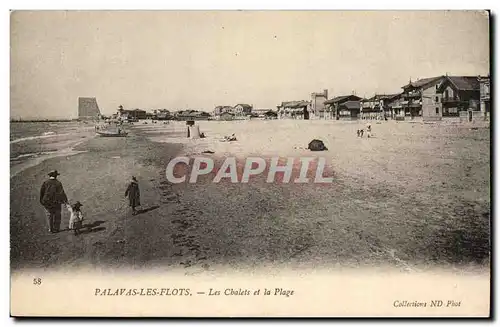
<box><xmin>10</xmin><ymin>150</ymin><xmax>59</xmax><ymax>161</ymax></box>
<box><xmin>10</xmin><ymin>132</ymin><xmax>69</xmax><ymax>144</ymax></box>
<box><xmin>10</xmin><ymin>148</ymin><xmax>87</xmax><ymax>178</ymax></box>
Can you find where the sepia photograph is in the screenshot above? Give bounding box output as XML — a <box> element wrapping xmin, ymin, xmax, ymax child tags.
<box><xmin>9</xmin><ymin>9</ymin><xmax>491</xmax><ymax>317</ymax></box>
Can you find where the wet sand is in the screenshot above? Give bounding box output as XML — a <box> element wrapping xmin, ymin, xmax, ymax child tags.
<box><xmin>10</xmin><ymin>119</ymin><xmax>490</xmax><ymax>274</ymax></box>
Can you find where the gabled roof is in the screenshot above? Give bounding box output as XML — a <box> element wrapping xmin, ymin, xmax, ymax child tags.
<box><xmin>338</xmin><ymin>101</ymin><xmax>361</xmax><ymax>110</ymax></box>
<box><xmin>402</xmin><ymin>75</ymin><xmax>481</xmax><ymax>91</ymax></box>
<box><xmin>235</xmin><ymin>103</ymin><xmax>252</xmax><ymax>109</ymax></box>
<box><xmin>363</xmin><ymin>93</ymin><xmax>402</xmax><ymax>102</ymax></box>
<box><xmin>379</xmin><ymin>93</ymin><xmax>402</xmax><ymax>100</ymax></box>
<box><xmin>324</xmin><ymin>95</ymin><xmax>362</xmax><ymax>105</ymax></box>
<box><xmin>446</xmin><ymin>76</ymin><xmax>480</xmax><ymax>91</ymax></box>
<box><xmin>280</xmin><ymin>100</ymin><xmax>310</xmax><ymax>108</ymax></box>
<box><xmin>401</xmin><ymin>76</ymin><xmax>443</xmax><ymax>89</ymax></box>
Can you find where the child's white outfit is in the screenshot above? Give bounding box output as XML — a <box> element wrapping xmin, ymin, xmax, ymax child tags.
<box><xmin>67</xmin><ymin>204</ymin><xmax>84</xmax><ymax>230</ymax></box>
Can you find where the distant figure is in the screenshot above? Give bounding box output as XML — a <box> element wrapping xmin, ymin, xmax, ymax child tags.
<box><xmin>67</xmin><ymin>201</ymin><xmax>84</xmax><ymax>235</ymax></box>
<box><xmin>40</xmin><ymin>170</ymin><xmax>68</xmax><ymax>233</ymax></box>
<box><xmin>359</xmin><ymin>129</ymin><xmax>364</xmax><ymax>138</ymax></box>
<box><xmin>125</xmin><ymin>176</ymin><xmax>141</xmax><ymax>215</ymax></box>
<box><xmin>366</xmin><ymin>122</ymin><xmax>372</xmax><ymax>138</ymax></box>
<box><xmin>356</xmin><ymin>129</ymin><xmax>360</xmax><ymax>137</ymax></box>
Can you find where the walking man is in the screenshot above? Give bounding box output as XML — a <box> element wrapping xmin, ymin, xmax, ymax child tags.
<box><xmin>40</xmin><ymin>170</ymin><xmax>68</xmax><ymax>233</ymax></box>
<box><xmin>125</xmin><ymin>176</ymin><xmax>141</xmax><ymax>215</ymax></box>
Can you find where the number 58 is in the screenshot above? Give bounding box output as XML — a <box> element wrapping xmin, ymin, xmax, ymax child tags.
<box><xmin>33</xmin><ymin>278</ymin><xmax>42</xmax><ymax>285</ymax></box>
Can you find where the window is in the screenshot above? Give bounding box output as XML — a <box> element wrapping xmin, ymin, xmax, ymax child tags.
<box><xmin>435</xmin><ymin>96</ymin><xmax>439</xmax><ymax>103</ymax></box>
<box><xmin>436</xmin><ymin>107</ymin><xmax>439</xmax><ymax>115</ymax></box>
<box><xmin>436</xmin><ymin>85</ymin><xmax>439</xmax><ymax>90</ymax></box>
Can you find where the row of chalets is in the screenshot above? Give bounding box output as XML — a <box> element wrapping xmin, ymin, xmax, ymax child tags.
<box><xmin>276</xmin><ymin>74</ymin><xmax>490</xmax><ymax>122</ymax></box>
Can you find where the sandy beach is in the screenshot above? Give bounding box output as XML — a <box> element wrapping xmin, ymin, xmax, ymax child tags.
<box><xmin>10</xmin><ymin>119</ymin><xmax>490</xmax><ymax>274</ymax></box>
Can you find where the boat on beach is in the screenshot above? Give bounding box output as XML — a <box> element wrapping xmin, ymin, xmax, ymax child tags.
<box><xmin>96</xmin><ymin>130</ymin><xmax>128</xmax><ymax>137</ymax></box>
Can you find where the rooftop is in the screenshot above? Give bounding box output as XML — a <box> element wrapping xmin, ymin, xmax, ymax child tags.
<box><xmin>324</xmin><ymin>95</ymin><xmax>362</xmax><ymax>105</ymax></box>
<box><xmin>446</xmin><ymin>76</ymin><xmax>480</xmax><ymax>91</ymax></box>
<box><xmin>280</xmin><ymin>100</ymin><xmax>310</xmax><ymax>108</ymax></box>
<box><xmin>235</xmin><ymin>103</ymin><xmax>253</xmax><ymax>109</ymax></box>
<box><xmin>339</xmin><ymin>101</ymin><xmax>361</xmax><ymax>110</ymax></box>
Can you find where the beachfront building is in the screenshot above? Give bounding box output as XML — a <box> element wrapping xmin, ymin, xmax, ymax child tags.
<box><xmin>175</xmin><ymin>110</ymin><xmax>211</xmax><ymax>121</ymax></box>
<box><xmin>213</xmin><ymin>106</ymin><xmax>234</xmax><ymax>120</ymax></box>
<box><xmin>438</xmin><ymin>76</ymin><xmax>480</xmax><ymax>118</ymax></box>
<box><xmin>385</xmin><ymin>94</ymin><xmax>405</xmax><ymax>119</ymax></box>
<box><xmin>155</xmin><ymin>109</ymin><xmax>172</xmax><ymax>120</ymax></box>
<box><xmin>360</xmin><ymin>94</ymin><xmax>401</xmax><ymax>120</ymax></box>
<box><xmin>479</xmin><ymin>75</ymin><xmax>490</xmax><ymax>119</ymax></box>
<box><xmin>118</xmin><ymin>108</ymin><xmax>147</xmax><ymax>121</ymax></box>
<box><xmin>323</xmin><ymin>95</ymin><xmax>362</xmax><ymax>120</ymax></box>
<box><xmin>311</xmin><ymin>89</ymin><xmax>329</xmax><ymax>119</ymax></box>
<box><xmin>233</xmin><ymin>104</ymin><xmax>253</xmax><ymax>117</ymax></box>
<box><xmin>277</xmin><ymin>100</ymin><xmax>312</xmax><ymax>120</ymax></box>
<box><xmin>400</xmin><ymin>75</ymin><xmax>481</xmax><ymax>121</ymax></box>
<box><xmin>251</xmin><ymin>108</ymin><xmax>273</xmax><ymax>118</ymax></box>
<box><xmin>336</xmin><ymin>101</ymin><xmax>362</xmax><ymax>120</ymax></box>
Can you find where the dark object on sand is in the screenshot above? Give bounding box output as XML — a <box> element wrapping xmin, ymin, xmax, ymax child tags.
<box><xmin>96</xmin><ymin>130</ymin><xmax>128</xmax><ymax>137</ymax></box>
<box><xmin>307</xmin><ymin>139</ymin><xmax>328</xmax><ymax>151</ymax></box>
<box><xmin>202</xmin><ymin>150</ymin><xmax>215</xmax><ymax>154</ymax></box>
<box><xmin>221</xmin><ymin>134</ymin><xmax>237</xmax><ymax>142</ymax></box>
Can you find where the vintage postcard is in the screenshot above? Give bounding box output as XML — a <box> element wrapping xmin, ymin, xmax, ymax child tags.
<box><xmin>10</xmin><ymin>10</ymin><xmax>491</xmax><ymax>317</ymax></box>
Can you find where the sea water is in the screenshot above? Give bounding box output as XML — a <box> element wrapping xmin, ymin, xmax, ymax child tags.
<box><xmin>10</xmin><ymin>121</ymin><xmax>96</xmax><ymax>177</ymax></box>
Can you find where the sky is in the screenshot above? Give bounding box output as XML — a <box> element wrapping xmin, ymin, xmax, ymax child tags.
<box><xmin>10</xmin><ymin>10</ymin><xmax>490</xmax><ymax>119</ymax></box>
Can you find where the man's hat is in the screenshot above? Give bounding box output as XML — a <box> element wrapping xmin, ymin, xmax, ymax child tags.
<box><xmin>73</xmin><ymin>201</ymin><xmax>83</xmax><ymax>208</ymax></box>
<box><xmin>48</xmin><ymin>170</ymin><xmax>60</xmax><ymax>177</ymax></box>
<box><xmin>132</xmin><ymin>176</ymin><xmax>138</xmax><ymax>182</ymax></box>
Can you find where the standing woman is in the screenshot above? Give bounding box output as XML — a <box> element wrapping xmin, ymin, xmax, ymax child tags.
<box><xmin>125</xmin><ymin>176</ymin><xmax>141</xmax><ymax>215</ymax></box>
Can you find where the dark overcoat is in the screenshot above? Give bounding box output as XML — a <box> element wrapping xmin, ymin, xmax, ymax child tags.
<box><xmin>40</xmin><ymin>179</ymin><xmax>68</xmax><ymax>210</ymax></box>
<box><xmin>125</xmin><ymin>181</ymin><xmax>141</xmax><ymax>207</ymax></box>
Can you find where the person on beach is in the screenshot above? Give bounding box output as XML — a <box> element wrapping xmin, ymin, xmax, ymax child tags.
<box><xmin>67</xmin><ymin>201</ymin><xmax>84</xmax><ymax>235</ymax></box>
<box><xmin>366</xmin><ymin>122</ymin><xmax>372</xmax><ymax>138</ymax></box>
<box><xmin>125</xmin><ymin>176</ymin><xmax>141</xmax><ymax>215</ymax></box>
<box><xmin>39</xmin><ymin>170</ymin><xmax>68</xmax><ymax>233</ymax></box>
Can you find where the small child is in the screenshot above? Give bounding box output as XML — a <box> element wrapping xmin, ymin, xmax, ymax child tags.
<box><xmin>67</xmin><ymin>201</ymin><xmax>84</xmax><ymax>235</ymax></box>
